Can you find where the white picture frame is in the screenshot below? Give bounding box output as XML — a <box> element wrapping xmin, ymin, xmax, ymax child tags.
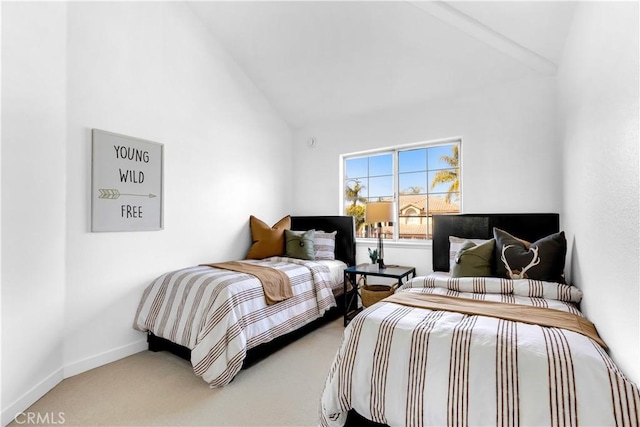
<box><xmin>91</xmin><ymin>129</ymin><xmax>164</xmax><ymax>232</ymax></box>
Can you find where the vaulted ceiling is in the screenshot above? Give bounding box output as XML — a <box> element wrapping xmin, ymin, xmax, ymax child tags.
<box><xmin>189</xmin><ymin>1</ymin><xmax>577</xmax><ymax>129</ymax></box>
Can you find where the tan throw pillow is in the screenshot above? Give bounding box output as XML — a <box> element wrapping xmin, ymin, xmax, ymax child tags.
<box><xmin>245</xmin><ymin>215</ymin><xmax>291</xmax><ymax>259</ymax></box>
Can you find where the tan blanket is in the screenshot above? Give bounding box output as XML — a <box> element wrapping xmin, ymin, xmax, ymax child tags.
<box><xmin>202</xmin><ymin>261</ymin><xmax>292</xmax><ymax>305</ymax></box>
<box><xmin>385</xmin><ymin>292</ymin><xmax>607</xmax><ymax>349</ymax></box>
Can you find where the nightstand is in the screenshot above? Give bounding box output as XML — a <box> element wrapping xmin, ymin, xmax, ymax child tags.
<box><xmin>343</xmin><ymin>264</ymin><xmax>416</xmax><ymax>326</ymax></box>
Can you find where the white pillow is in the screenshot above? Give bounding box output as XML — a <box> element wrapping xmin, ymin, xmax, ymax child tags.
<box><xmin>314</xmin><ymin>231</ymin><xmax>337</xmax><ymax>260</ymax></box>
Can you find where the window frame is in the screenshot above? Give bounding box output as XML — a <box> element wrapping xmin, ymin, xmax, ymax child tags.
<box><xmin>340</xmin><ymin>137</ymin><xmax>462</xmax><ymax>243</ymax></box>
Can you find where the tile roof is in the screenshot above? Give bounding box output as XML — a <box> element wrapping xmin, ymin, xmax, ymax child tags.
<box><xmin>398</xmin><ymin>194</ymin><xmax>459</xmax><ymax>213</ymax></box>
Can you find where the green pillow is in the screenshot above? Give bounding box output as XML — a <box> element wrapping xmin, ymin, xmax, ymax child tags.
<box><xmin>285</xmin><ymin>229</ymin><xmax>316</xmax><ymax>260</ymax></box>
<box><xmin>451</xmin><ymin>239</ymin><xmax>495</xmax><ymax>278</ymax></box>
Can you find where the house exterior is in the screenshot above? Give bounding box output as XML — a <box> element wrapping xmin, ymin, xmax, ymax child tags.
<box><xmin>397</xmin><ymin>194</ymin><xmax>460</xmax><ymax>239</ymax></box>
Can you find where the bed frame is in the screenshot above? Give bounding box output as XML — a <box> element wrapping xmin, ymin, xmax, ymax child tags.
<box><xmin>147</xmin><ymin>215</ymin><xmax>356</xmax><ymax>368</ymax></box>
<box><xmin>432</xmin><ymin>213</ymin><xmax>560</xmax><ymax>272</ymax></box>
<box><xmin>291</xmin><ymin>215</ymin><xmax>356</xmax><ymax>267</ymax></box>
<box><xmin>346</xmin><ymin>212</ymin><xmax>560</xmax><ymax>426</ymax></box>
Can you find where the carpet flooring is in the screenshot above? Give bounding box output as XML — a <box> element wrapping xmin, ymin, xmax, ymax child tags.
<box><xmin>11</xmin><ymin>318</ymin><xmax>345</xmax><ymax>427</ymax></box>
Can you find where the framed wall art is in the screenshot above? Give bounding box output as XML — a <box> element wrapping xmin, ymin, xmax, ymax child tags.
<box><xmin>91</xmin><ymin>129</ymin><xmax>164</xmax><ymax>232</ymax></box>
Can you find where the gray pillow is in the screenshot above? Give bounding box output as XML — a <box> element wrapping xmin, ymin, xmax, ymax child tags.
<box><xmin>493</xmin><ymin>228</ymin><xmax>566</xmax><ymax>282</ymax></box>
<box><xmin>451</xmin><ymin>239</ymin><xmax>495</xmax><ymax>278</ymax></box>
<box><xmin>285</xmin><ymin>229</ymin><xmax>316</xmax><ymax>260</ymax></box>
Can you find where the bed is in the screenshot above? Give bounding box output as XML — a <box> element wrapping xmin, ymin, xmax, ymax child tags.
<box><xmin>133</xmin><ymin>215</ymin><xmax>355</xmax><ymax>387</ymax></box>
<box><xmin>321</xmin><ymin>213</ymin><xmax>639</xmax><ymax>426</ymax></box>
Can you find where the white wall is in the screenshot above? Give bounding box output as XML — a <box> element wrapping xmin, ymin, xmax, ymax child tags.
<box><xmin>2</xmin><ymin>2</ymin><xmax>292</xmax><ymax>423</ymax></box>
<box><xmin>64</xmin><ymin>0</ymin><xmax>292</xmax><ymax>373</ymax></box>
<box><xmin>3</xmin><ymin>1</ymin><xmax>637</xmax><ymax>422</ymax></box>
<box><xmin>559</xmin><ymin>1</ymin><xmax>639</xmax><ymax>383</ymax></box>
<box><xmin>1</xmin><ymin>2</ymin><xmax>68</xmax><ymax>423</ymax></box>
<box><xmin>293</xmin><ymin>76</ymin><xmax>562</xmax><ymax>274</ymax></box>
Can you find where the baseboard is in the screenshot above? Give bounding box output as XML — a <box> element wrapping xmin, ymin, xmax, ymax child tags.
<box><xmin>63</xmin><ymin>339</ymin><xmax>147</xmax><ymax>378</ymax></box>
<box><xmin>2</xmin><ymin>340</ymin><xmax>148</xmax><ymax>427</ymax></box>
<box><xmin>1</xmin><ymin>368</ymin><xmax>64</xmax><ymax>427</ymax></box>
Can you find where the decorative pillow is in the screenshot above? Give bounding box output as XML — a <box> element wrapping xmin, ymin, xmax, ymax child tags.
<box><xmin>245</xmin><ymin>215</ymin><xmax>291</xmax><ymax>259</ymax></box>
<box><xmin>285</xmin><ymin>229</ymin><xmax>316</xmax><ymax>260</ymax></box>
<box><xmin>449</xmin><ymin>236</ymin><xmax>490</xmax><ymax>271</ymax></box>
<box><xmin>493</xmin><ymin>228</ymin><xmax>566</xmax><ymax>282</ymax></box>
<box><xmin>314</xmin><ymin>230</ymin><xmax>337</xmax><ymax>260</ymax></box>
<box><xmin>451</xmin><ymin>239</ymin><xmax>495</xmax><ymax>278</ymax></box>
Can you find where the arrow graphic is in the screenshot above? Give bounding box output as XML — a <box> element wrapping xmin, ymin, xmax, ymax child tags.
<box><xmin>98</xmin><ymin>189</ymin><xmax>157</xmax><ymax>199</ymax></box>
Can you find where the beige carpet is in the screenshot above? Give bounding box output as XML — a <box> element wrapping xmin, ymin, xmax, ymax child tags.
<box><xmin>11</xmin><ymin>319</ymin><xmax>345</xmax><ymax>427</ymax></box>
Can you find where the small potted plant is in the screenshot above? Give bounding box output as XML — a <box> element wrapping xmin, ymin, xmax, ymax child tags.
<box><xmin>368</xmin><ymin>248</ymin><xmax>378</xmax><ymax>264</ymax></box>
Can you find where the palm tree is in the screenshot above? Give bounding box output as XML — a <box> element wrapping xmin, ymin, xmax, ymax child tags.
<box><xmin>430</xmin><ymin>145</ymin><xmax>459</xmax><ymax>203</ymax></box>
<box><xmin>401</xmin><ymin>186</ymin><xmax>423</xmax><ymax>194</ymax></box>
<box><xmin>345</xmin><ymin>179</ymin><xmax>367</xmax><ymax>207</ymax></box>
<box><xmin>345</xmin><ymin>179</ymin><xmax>367</xmax><ymax>233</ymax></box>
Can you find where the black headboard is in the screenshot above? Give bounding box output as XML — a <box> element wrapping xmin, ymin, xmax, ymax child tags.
<box><xmin>432</xmin><ymin>213</ymin><xmax>560</xmax><ymax>272</ymax></box>
<box><xmin>291</xmin><ymin>216</ymin><xmax>356</xmax><ymax>267</ymax></box>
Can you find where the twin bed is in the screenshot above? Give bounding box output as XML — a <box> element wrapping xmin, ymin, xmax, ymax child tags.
<box><xmin>133</xmin><ymin>213</ymin><xmax>638</xmax><ymax>426</ymax></box>
<box><xmin>321</xmin><ymin>213</ymin><xmax>639</xmax><ymax>426</ymax></box>
<box><xmin>133</xmin><ymin>215</ymin><xmax>355</xmax><ymax>386</ymax></box>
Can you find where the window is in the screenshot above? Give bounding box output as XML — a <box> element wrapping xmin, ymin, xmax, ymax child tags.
<box><xmin>342</xmin><ymin>140</ymin><xmax>460</xmax><ymax>240</ymax></box>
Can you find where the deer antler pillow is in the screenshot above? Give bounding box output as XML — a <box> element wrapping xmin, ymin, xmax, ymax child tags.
<box><xmin>493</xmin><ymin>228</ymin><xmax>566</xmax><ymax>283</ymax></box>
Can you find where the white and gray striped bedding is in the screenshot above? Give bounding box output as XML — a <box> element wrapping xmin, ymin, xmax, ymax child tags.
<box><xmin>321</xmin><ymin>273</ymin><xmax>639</xmax><ymax>426</ymax></box>
<box><xmin>134</xmin><ymin>257</ymin><xmax>342</xmax><ymax>387</ymax></box>
<box><xmin>318</xmin><ymin>259</ymin><xmax>347</xmax><ymax>295</ymax></box>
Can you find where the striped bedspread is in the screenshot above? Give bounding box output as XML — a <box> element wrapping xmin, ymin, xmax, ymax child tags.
<box><xmin>320</xmin><ymin>273</ymin><xmax>640</xmax><ymax>426</ymax></box>
<box><xmin>133</xmin><ymin>257</ymin><xmax>338</xmax><ymax>387</ymax></box>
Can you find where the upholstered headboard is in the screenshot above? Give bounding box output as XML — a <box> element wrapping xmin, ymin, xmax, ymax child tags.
<box><xmin>291</xmin><ymin>215</ymin><xmax>356</xmax><ymax>267</ymax></box>
<box><xmin>432</xmin><ymin>213</ymin><xmax>560</xmax><ymax>272</ymax></box>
